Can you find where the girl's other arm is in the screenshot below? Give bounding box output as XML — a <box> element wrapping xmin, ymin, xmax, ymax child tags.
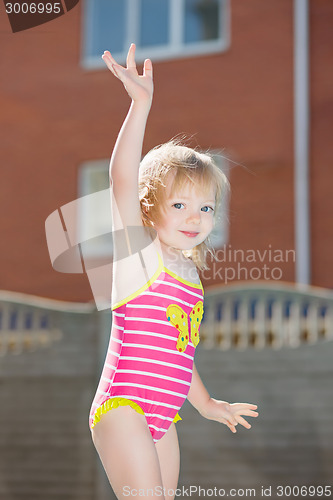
<box><xmin>187</xmin><ymin>363</ymin><xmax>259</xmax><ymax>434</ymax></box>
<box><xmin>187</xmin><ymin>364</ymin><xmax>211</xmax><ymax>414</ymax></box>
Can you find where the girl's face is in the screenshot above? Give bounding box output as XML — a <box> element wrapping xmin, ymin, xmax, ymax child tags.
<box><xmin>154</xmin><ymin>172</ymin><xmax>216</xmax><ymax>252</ymax></box>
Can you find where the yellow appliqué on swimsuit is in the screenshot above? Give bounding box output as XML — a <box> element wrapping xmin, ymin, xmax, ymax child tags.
<box><xmin>166</xmin><ymin>301</ymin><xmax>204</xmax><ymax>352</ymax></box>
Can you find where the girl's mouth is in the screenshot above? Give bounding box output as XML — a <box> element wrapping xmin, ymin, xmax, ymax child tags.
<box><xmin>180</xmin><ymin>231</ymin><xmax>200</xmax><ymax>238</ymax></box>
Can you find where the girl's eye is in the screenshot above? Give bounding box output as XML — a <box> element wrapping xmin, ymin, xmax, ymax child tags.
<box><xmin>173</xmin><ymin>203</ymin><xmax>184</xmax><ymax>209</ymax></box>
<box><xmin>201</xmin><ymin>206</ymin><xmax>214</xmax><ymax>213</ymax></box>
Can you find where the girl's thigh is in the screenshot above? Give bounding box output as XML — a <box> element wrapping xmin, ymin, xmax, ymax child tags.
<box><xmin>91</xmin><ymin>405</ymin><xmax>165</xmax><ymax>499</ymax></box>
<box><xmin>155</xmin><ymin>423</ymin><xmax>180</xmax><ymax>500</ymax></box>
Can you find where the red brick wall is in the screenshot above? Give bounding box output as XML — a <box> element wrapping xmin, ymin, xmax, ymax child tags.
<box><xmin>0</xmin><ymin>0</ymin><xmax>331</xmax><ymax>303</ymax></box>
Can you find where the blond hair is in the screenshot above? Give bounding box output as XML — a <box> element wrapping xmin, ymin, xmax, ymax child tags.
<box><xmin>139</xmin><ymin>139</ymin><xmax>229</xmax><ymax>271</ymax></box>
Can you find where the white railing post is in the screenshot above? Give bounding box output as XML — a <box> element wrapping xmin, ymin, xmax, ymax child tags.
<box><xmin>219</xmin><ymin>297</ymin><xmax>232</xmax><ymax>350</ymax></box>
<box><xmin>288</xmin><ymin>301</ymin><xmax>301</xmax><ymax>348</ymax></box>
<box><xmin>254</xmin><ymin>298</ymin><xmax>266</xmax><ymax>350</ymax></box>
<box><xmin>306</xmin><ymin>301</ymin><xmax>319</xmax><ymax>344</ymax></box>
<box><xmin>271</xmin><ymin>300</ymin><xmax>284</xmax><ymax>350</ymax></box>
<box><xmin>324</xmin><ymin>305</ymin><xmax>333</xmax><ymax>340</ymax></box>
<box><xmin>238</xmin><ymin>299</ymin><xmax>249</xmax><ymax>350</ymax></box>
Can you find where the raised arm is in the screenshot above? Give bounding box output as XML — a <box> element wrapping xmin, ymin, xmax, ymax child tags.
<box><xmin>102</xmin><ymin>44</ymin><xmax>153</xmax><ymax>229</ymax></box>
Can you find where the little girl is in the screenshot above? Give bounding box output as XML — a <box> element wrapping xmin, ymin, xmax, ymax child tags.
<box><xmin>89</xmin><ymin>44</ymin><xmax>259</xmax><ymax>500</ymax></box>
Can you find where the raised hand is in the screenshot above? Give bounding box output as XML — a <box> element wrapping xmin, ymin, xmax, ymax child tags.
<box><xmin>102</xmin><ymin>43</ymin><xmax>153</xmax><ymax>104</ymax></box>
<box><xmin>200</xmin><ymin>398</ymin><xmax>259</xmax><ymax>434</ymax></box>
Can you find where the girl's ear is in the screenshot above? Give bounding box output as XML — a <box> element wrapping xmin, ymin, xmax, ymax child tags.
<box><xmin>142</xmin><ymin>206</ymin><xmax>155</xmax><ymax>227</ymax></box>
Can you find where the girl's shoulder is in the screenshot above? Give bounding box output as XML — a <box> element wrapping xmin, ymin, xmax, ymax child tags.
<box><xmin>111</xmin><ymin>229</ymin><xmax>161</xmax><ymax>309</ymax></box>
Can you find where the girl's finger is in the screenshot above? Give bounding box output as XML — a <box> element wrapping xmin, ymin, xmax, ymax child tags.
<box><xmin>102</xmin><ymin>52</ymin><xmax>121</xmax><ymax>77</ymax></box>
<box><xmin>236</xmin><ymin>416</ymin><xmax>252</xmax><ymax>429</ymax></box>
<box><xmin>244</xmin><ymin>410</ymin><xmax>259</xmax><ymax>417</ymax></box>
<box><xmin>126</xmin><ymin>43</ymin><xmax>137</xmax><ymax>69</ymax></box>
<box><xmin>102</xmin><ymin>58</ymin><xmax>120</xmax><ymax>79</ymax></box>
<box><xmin>103</xmin><ymin>50</ymin><xmax>121</xmax><ymax>69</ymax></box>
<box><xmin>219</xmin><ymin>417</ymin><xmax>237</xmax><ymax>432</ymax></box>
<box><xmin>219</xmin><ymin>416</ymin><xmax>231</xmax><ymax>427</ymax></box>
<box><xmin>101</xmin><ymin>56</ymin><xmax>116</xmax><ymax>76</ymax></box>
<box><xmin>228</xmin><ymin>415</ymin><xmax>238</xmax><ymax>426</ymax></box>
<box><xmin>236</xmin><ymin>409</ymin><xmax>259</xmax><ymax>418</ymax></box>
<box><xmin>102</xmin><ymin>56</ymin><xmax>126</xmax><ymax>82</ymax></box>
<box><xmin>112</xmin><ymin>64</ymin><xmax>127</xmax><ymax>79</ymax></box>
<box><xmin>143</xmin><ymin>58</ymin><xmax>153</xmax><ymax>79</ymax></box>
<box><xmin>231</xmin><ymin>403</ymin><xmax>258</xmax><ymax>413</ymax></box>
<box><xmin>232</xmin><ymin>403</ymin><xmax>258</xmax><ymax>409</ymax></box>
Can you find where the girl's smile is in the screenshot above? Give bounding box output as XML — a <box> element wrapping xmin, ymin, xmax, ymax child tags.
<box><xmin>179</xmin><ymin>231</ymin><xmax>200</xmax><ymax>238</ymax></box>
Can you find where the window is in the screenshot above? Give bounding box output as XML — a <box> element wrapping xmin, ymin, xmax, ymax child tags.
<box><xmin>82</xmin><ymin>0</ymin><xmax>230</xmax><ymax>68</ymax></box>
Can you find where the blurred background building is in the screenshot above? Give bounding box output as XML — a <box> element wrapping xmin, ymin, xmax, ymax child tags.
<box><xmin>1</xmin><ymin>0</ymin><xmax>332</xmax><ymax>300</ymax></box>
<box><xmin>1</xmin><ymin>1</ymin><xmax>332</xmax><ymax>499</ymax></box>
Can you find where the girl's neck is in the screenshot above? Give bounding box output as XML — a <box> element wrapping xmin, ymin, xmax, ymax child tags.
<box><xmin>159</xmin><ymin>241</ymin><xmax>190</xmax><ymax>266</ymax></box>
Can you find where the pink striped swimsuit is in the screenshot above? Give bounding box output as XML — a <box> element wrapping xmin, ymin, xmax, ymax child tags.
<box><xmin>88</xmin><ymin>253</ymin><xmax>204</xmax><ymax>443</ymax></box>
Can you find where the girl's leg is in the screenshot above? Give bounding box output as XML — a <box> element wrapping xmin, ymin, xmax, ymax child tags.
<box><xmin>155</xmin><ymin>423</ymin><xmax>180</xmax><ymax>500</ymax></box>
<box><xmin>91</xmin><ymin>405</ymin><xmax>165</xmax><ymax>499</ymax></box>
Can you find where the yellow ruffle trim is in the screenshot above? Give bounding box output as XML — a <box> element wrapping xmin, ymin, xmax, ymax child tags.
<box><xmin>91</xmin><ymin>397</ymin><xmax>182</xmax><ymax>428</ymax></box>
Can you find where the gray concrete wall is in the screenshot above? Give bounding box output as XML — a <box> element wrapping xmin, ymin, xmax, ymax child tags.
<box><xmin>0</xmin><ymin>307</ymin><xmax>102</xmax><ymax>500</ymax></box>
<box><xmin>178</xmin><ymin>341</ymin><xmax>333</xmax><ymax>500</ymax></box>
<box><xmin>0</xmin><ymin>303</ymin><xmax>332</xmax><ymax>500</ymax></box>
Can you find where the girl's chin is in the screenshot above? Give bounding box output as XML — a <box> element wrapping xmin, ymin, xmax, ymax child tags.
<box><xmin>156</xmin><ymin>234</ymin><xmax>206</xmax><ymax>251</ymax></box>
<box><xmin>172</xmin><ymin>242</ymin><xmax>200</xmax><ymax>252</ymax></box>
<box><xmin>157</xmin><ymin>241</ymin><xmax>195</xmax><ymax>252</ymax></box>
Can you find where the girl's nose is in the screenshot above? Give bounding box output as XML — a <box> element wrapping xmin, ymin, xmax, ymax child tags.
<box><xmin>186</xmin><ymin>211</ymin><xmax>201</xmax><ymax>224</ymax></box>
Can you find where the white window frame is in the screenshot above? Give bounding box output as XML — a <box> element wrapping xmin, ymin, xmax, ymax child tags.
<box><xmin>209</xmin><ymin>153</ymin><xmax>229</xmax><ymax>249</ymax></box>
<box><xmin>81</xmin><ymin>0</ymin><xmax>230</xmax><ymax>70</ymax></box>
<box><xmin>78</xmin><ymin>159</ymin><xmax>112</xmax><ymax>259</ymax></box>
